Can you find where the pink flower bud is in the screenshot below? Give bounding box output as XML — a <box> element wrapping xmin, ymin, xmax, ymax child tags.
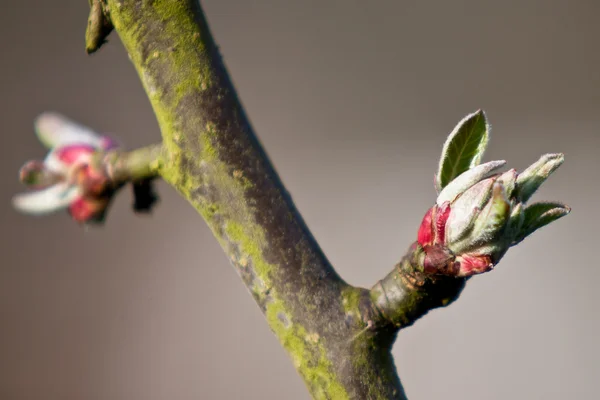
<box><xmin>415</xmin><ymin>151</ymin><xmax>567</xmax><ymax>277</ymax></box>
<box><xmin>416</xmin><ymin>179</ymin><xmax>506</xmax><ymax>276</ymax></box>
<box><xmin>13</xmin><ymin>113</ymin><xmax>120</xmax><ymax>224</ymax></box>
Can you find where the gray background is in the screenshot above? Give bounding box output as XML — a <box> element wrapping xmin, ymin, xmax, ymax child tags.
<box><xmin>1</xmin><ymin>0</ymin><xmax>598</xmax><ymax>399</ymax></box>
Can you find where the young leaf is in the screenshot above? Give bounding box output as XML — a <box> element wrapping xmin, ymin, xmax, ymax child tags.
<box><xmin>436</xmin><ymin>110</ymin><xmax>490</xmax><ymax>193</ymax></box>
<box><xmin>512</xmin><ymin>202</ymin><xmax>570</xmax><ymax>245</ymax></box>
<box><xmin>515</xmin><ymin>153</ymin><xmax>564</xmax><ymax>203</ymax></box>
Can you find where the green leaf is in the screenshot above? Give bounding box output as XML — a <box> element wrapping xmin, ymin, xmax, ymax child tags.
<box><xmin>512</xmin><ymin>202</ymin><xmax>570</xmax><ymax>245</ymax></box>
<box><xmin>436</xmin><ymin>110</ymin><xmax>490</xmax><ymax>193</ymax></box>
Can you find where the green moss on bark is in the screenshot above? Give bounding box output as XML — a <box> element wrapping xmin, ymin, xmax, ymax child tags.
<box><xmin>265</xmin><ymin>301</ymin><xmax>349</xmax><ymax>400</ymax></box>
<box><xmin>105</xmin><ymin>1</ymin><xmax>409</xmax><ymax>398</ymax></box>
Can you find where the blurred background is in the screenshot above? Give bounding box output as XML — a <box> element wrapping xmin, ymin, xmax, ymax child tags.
<box><xmin>1</xmin><ymin>0</ymin><xmax>598</xmax><ymax>399</ymax></box>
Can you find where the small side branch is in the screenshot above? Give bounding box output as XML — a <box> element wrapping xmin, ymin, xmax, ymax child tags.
<box><xmin>104</xmin><ymin>143</ymin><xmax>163</xmax><ymax>183</ymax></box>
<box><xmin>85</xmin><ymin>0</ymin><xmax>113</xmax><ymax>54</ymax></box>
<box><xmin>370</xmin><ymin>242</ymin><xmax>467</xmax><ymax>329</ymax></box>
<box><xmin>104</xmin><ymin>144</ymin><xmax>163</xmax><ymax>214</ymax></box>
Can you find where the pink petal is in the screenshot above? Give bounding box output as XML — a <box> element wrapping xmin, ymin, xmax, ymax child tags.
<box><xmin>43</xmin><ymin>145</ymin><xmax>96</xmax><ymax>175</ymax></box>
<box><xmin>435</xmin><ymin>201</ymin><xmax>451</xmax><ymax>245</ymax></box>
<box><xmin>55</xmin><ymin>144</ymin><xmax>97</xmax><ymax>165</ymax></box>
<box><xmin>417</xmin><ymin>206</ymin><xmax>435</xmax><ymax>246</ymax></box>
<box><xmin>68</xmin><ymin>196</ymin><xmax>108</xmax><ymax>223</ymax></box>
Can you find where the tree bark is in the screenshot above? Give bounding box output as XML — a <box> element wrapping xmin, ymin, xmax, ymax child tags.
<box><xmin>93</xmin><ymin>1</ymin><xmax>465</xmax><ymax>398</ymax></box>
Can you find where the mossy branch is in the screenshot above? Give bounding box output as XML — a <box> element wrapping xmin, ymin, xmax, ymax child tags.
<box><xmin>89</xmin><ymin>1</ymin><xmax>503</xmax><ymax>398</ymax></box>
<box><xmin>103</xmin><ymin>143</ymin><xmax>164</xmax><ymax>183</ymax></box>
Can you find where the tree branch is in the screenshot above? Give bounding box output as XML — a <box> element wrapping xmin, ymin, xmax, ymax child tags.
<box><xmin>99</xmin><ymin>1</ymin><xmax>413</xmax><ymax>398</ymax></box>
<box><xmin>61</xmin><ymin>1</ymin><xmax>569</xmax><ymax>399</ymax></box>
<box><xmin>10</xmin><ymin>3</ymin><xmax>569</xmax><ymax>396</ymax></box>
<box><xmin>104</xmin><ymin>144</ymin><xmax>163</xmax><ymax>214</ymax></box>
<box><xmin>100</xmin><ymin>1</ymin><xmax>407</xmax><ymax>398</ymax></box>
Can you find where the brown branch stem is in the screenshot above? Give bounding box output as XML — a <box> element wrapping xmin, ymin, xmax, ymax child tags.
<box><xmin>91</xmin><ymin>1</ymin><xmax>471</xmax><ymax>398</ymax></box>
<box><xmin>370</xmin><ymin>242</ymin><xmax>467</xmax><ymax>330</ymax></box>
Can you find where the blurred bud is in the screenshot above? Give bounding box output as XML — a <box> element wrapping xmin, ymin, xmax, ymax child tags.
<box><xmin>13</xmin><ymin>113</ymin><xmax>120</xmax><ymax>224</ymax></box>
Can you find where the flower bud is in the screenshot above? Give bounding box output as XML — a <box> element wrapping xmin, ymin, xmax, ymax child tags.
<box><xmin>445</xmin><ymin>178</ymin><xmax>494</xmax><ymax>245</ymax></box>
<box><xmin>466</xmin><ymin>181</ymin><xmax>511</xmax><ymax>250</ymax></box>
<box><xmin>13</xmin><ymin>113</ymin><xmax>120</xmax><ymax>224</ymax></box>
<box><xmin>416</xmin><ymin>153</ymin><xmax>568</xmax><ymax>277</ymax></box>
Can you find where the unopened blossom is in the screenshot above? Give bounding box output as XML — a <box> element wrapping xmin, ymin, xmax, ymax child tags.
<box><xmin>417</xmin><ymin>155</ymin><xmax>569</xmax><ymax>277</ymax></box>
<box><xmin>12</xmin><ymin>112</ymin><xmax>120</xmax><ymax>223</ymax></box>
